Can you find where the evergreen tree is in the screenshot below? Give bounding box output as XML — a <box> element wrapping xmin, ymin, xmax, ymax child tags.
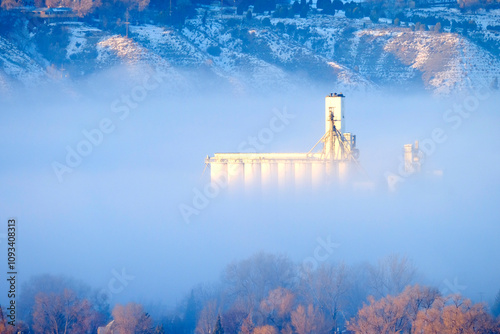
<box><xmin>323</xmin><ymin>2</ymin><xmax>334</xmax><ymax>15</ymax></box>
<box><xmin>202</xmin><ymin>10</ymin><xmax>207</xmax><ymax>25</ymax></box>
<box><xmin>493</xmin><ymin>289</ymin><xmax>500</xmax><ymax>317</ymax></box>
<box><xmin>316</xmin><ymin>0</ymin><xmax>330</xmax><ymax>10</ymax></box>
<box><xmin>273</xmin><ymin>5</ymin><xmax>288</xmax><ymax>18</ymax></box>
<box><xmin>275</xmin><ymin>21</ymin><xmax>285</xmax><ymax>31</ymax></box>
<box><xmin>213</xmin><ymin>314</ymin><xmax>224</xmax><ymax>334</ymax></box>
<box><xmin>331</xmin><ymin>0</ymin><xmax>343</xmax><ymax>10</ymax></box>
<box><xmin>184</xmin><ymin>290</ymin><xmax>197</xmax><ymax>333</ymax></box>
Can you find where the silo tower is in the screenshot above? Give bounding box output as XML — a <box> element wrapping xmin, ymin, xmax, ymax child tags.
<box><xmin>206</xmin><ymin>93</ymin><xmax>359</xmax><ymax>190</ymax></box>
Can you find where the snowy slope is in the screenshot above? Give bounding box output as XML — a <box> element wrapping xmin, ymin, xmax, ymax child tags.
<box><xmin>1</xmin><ymin>10</ymin><xmax>499</xmax><ymax>96</ymax></box>
<box><xmin>0</xmin><ymin>34</ymin><xmax>46</xmax><ymax>91</ymax></box>
<box><xmin>304</xmin><ymin>17</ymin><xmax>500</xmax><ymax>93</ymax></box>
<box><xmin>96</xmin><ymin>33</ymin><xmax>191</xmax><ymax>91</ymax></box>
<box><xmin>384</xmin><ymin>31</ymin><xmax>500</xmax><ymax>94</ymax></box>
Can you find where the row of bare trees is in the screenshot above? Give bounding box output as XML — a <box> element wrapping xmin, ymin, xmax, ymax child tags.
<box><xmin>349</xmin><ymin>285</ymin><xmax>499</xmax><ymax>333</ymax></box>
<box><xmin>0</xmin><ymin>273</ymin><xmax>154</xmax><ymax>334</ymax></box>
<box><xmin>182</xmin><ymin>253</ymin><xmax>499</xmax><ymax>334</ymax></box>
<box><xmin>0</xmin><ymin>0</ymin><xmax>149</xmax><ymax>16</ymax></box>
<box><xmin>185</xmin><ymin>253</ymin><xmax>416</xmax><ymax>333</ymax></box>
<box><xmin>1</xmin><ymin>292</ymin><xmax>151</xmax><ymax>334</ymax></box>
<box><xmin>2</xmin><ymin>252</ymin><xmax>499</xmax><ymax>333</ymax></box>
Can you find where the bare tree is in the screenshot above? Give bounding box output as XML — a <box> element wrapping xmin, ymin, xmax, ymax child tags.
<box><xmin>221</xmin><ymin>307</ymin><xmax>247</xmax><ymax>334</ymax></box>
<box><xmin>43</xmin><ymin>0</ymin><xmax>99</xmax><ymax>15</ymax></box>
<box><xmin>367</xmin><ymin>254</ymin><xmax>417</xmax><ymax>298</ymax></box>
<box><xmin>0</xmin><ymin>0</ymin><xmax>20</xmax><ymax>10</ymax></box>
<box><xmin>291</xmin><ymin>304</ymin><xmax>326</xmax><ymax>334</ymax></box>
<box><xmin>19</xmin><ymin>274</ymin><xmax>108</xmax><ymax>331</ymax></box>
<box><xmin>414</xmin><ymin>294</ymin><xmax>500</xmax><ymax>334</ymax></box>
<box><xmin>32</xmin><ymin>288</ymin><xmax>100</xmax><ymax>334</ymax></box>
<box><xmin>252</xmin><ymin>324</ymin><xmax>278</xmax><ymax>334</ymax></box>
<box><xmin>195</xmin><ymin>300</ymin><xmax>218</xmax><ymax>334</ymax></box>
<box><xmin>45</xmin><ymin>0</ymin><xmax>70</xmax><ymax>7</ymax></box>
<box><xmin>0</xmin><ymin>307</ymin><xmax>29</xmax><ymax>334</ymax></box>
<box><xmin>112</xmin><ymin>303</ymin><xmax>153</xmax><ymax>334</ymax></box>
<box><xmin>239</xmin><ymin>313</ymin><xmax>254</xmax><ymax>334</ymax></box>
<box><xmin>259</xmin><ymin>287</ymin><xmax>294</xmax><ymax>330</ymax></box>
<box><xmin>117</xmin><ymin>0</ymin><xmax>150</xmax><ymax>11</ymax></box>
<box><xmin>493</xmin><ymin>289</ymin><xmax>500</xmax><ymax>318</ymax></box>
<box><xmin>223</xmin><ymin>252</ymin><xmax>297</xmax><ymax>314</ymax></box>
<box><xmin>347</xmin><ymin>285</ymin><xmax>441</xmax><ymax>334</ymax></box>
<box><xmin>342</xmin><ymin>263</ymin><xmax>371</xmax><ymax>320</ymax></box>
<box><xmin>72</xmin><ymin>0</ymin><xmax>100</xmax><ymax>16</ymax></box>
<box><xmin>458</xmin><ymin>0</ymin><xmax>480</xmax><ymax>11</ymax></box>
<box><xmin>299</xmin><ymin>262</ymin><xmax>350</xmax><ymax>331</ymax></box>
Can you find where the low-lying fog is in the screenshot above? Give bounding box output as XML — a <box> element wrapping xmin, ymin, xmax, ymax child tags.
<box><xmin>1</xmin><ymin>68</ymin><xmax>499</xmax><ymax>316</ymax></box>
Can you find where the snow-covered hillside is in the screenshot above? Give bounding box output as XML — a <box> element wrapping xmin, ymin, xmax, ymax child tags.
<box><xmin>1</xmin><ymin>9</ymin><xmax>499</xmax><ymax>95</ymax></box>
<box><xmin>0</xmin><ymin>34</ymin><xmax>46</xmax><ymax>94</ymax></box>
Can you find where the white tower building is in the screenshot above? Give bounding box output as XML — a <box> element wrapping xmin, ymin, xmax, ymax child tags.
<box><xmin>206</xmin><ymin>93</ymin><xmax>359</xmax><ymax>190</ymax></box>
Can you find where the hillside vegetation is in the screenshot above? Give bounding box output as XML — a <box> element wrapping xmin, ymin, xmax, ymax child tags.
<box><xmin>1</xmin><ymin>0</ymin><xmax>500</xmax><ymax>95</ymax></box>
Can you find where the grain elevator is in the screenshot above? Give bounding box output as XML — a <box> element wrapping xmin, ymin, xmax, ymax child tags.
<box><xmin>205</xmin><ymin>93</ymin><xmax>359</xmax><ymax>190</ymax></box>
